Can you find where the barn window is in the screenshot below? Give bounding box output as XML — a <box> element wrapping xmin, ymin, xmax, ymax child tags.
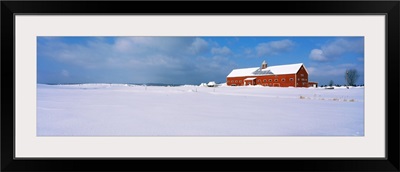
<box><xmin>257</xmin><ymin>79</ymin><xmax>261</xmax><ymax>83</ymax></box>
<box><xmin>263</xmin><ymin>79</ymin><xmax>266</xmax><ymax>83</ymax></box>
<box><xmin>239</xmin><ymin>80</ymin><xmax>242</xmax><ymax>83</ymax></box>
<box><xmin>301</xmin><ymin>78</ymin><xmax>305</xmax><ymax>81</ymax></box>
<box><xmin>235</xmin><ymin>80</ymin><xmax>238</xmax><ymax>83</ymax></box>
<box><xmin>269</xmin><ymin>79</ymin><xmax>272</xmax><ymax>82</ymax></box>
<box><xmin>281</xmin><ymin>78</ymin><xmax>285</xmax><ymax>82</ymax></box>
<box><xmin>274</xmin><ymin>79</ymin><xmax>278</xmax><ymax>82</ymax></box>
<box><xmin>298</xmin><ymin>78</ymin><xmax>300</xmax><ymax>81</ymax></box>
<box><xmin>301</xmin><ymin>74</ymin><xmax>304</xmax><ymax>77</ymax></box>
<box><xmin>289</xmin><ymin>78</ymin><xmax>294</xmax><ymax>81</ymax></box>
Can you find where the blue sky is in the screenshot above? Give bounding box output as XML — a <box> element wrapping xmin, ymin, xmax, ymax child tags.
<box><xmin>37</xmin><ymin>36</ymin><xmax>364</xmax><ymax>85</ymax></box>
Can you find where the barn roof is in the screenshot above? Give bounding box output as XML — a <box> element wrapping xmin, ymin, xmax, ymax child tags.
<box><xmin>227</xmin><ymin>63</ymin><xmax>305</xmax><ymax>78</ymax></box>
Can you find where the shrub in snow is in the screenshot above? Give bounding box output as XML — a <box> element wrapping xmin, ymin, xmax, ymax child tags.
<box><xmin>207</xmin><ymin>81</ymin><xmax>217</xmax><ymax>87</ymax></box>
<box><xmin>199</xmin><ymin>83</ymin><xmax>208</xmax><ymax>87</ymax></box>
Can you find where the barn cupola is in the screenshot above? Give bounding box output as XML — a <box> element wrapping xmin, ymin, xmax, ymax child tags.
<box><xmin>261</xmin><ymin>60</ymin><xmax>268</xmax><ymax>69</ymax></box>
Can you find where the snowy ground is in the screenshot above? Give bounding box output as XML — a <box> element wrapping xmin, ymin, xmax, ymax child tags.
<box><xmin>37</xmin><ymin>84</ymin><xmax>364</xmax><ymax>136</ymax></box>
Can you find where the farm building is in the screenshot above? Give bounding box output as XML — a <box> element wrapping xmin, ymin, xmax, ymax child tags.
<box><xmin>308</xmin><ymin>81</ymin><xmax>319</xmax><ymax>88</ymax></box>
<box><xmin>226</xmin><ymin>61</ymin><xmax>314</xmax><ymax>87</ymax></box>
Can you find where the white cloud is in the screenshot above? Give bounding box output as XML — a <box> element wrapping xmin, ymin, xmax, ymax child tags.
<box><xmin>37</xmin><ymin>37</ymin><xmax>235</xmax><ymax>84</ymax></box>
<box><xmin>114</xmin><ymin>38</ymin><xmax>132</xmax><ymax>52</ymax></box>
<box><xmin>309</xmin><ymin>49</ymin><xmax>328</xmax><ymax>61</ymax></box>
<box><xmin>114</xmin><ymin>37</ymin><xmax>193</xmax><ymax>54</ymax></box>
<box><xmin>256</xmin><ymin>39</ymin><xmax>295</xmax><ymax>57</ymax></box>
<box><xmin>38</xmin><ymin>38</ymin><xmax>117</xmax><ymax>69</ymax></box>
<box><xmin>40</xmin><ymin>37</ymin><xmax>210</xmax><ymax>69</ymax></box>
<box><xmin>211</xmin><ymin>46</ymin><xmax>232</xmax><ymax>55</ymax></box>
<box><xmin>189</xmin><ymin>38</ymin><xmax>209</xmax><ymax>54</ymax></box>
<box><xmin>309</xmin><ymin>38</ymin><xmax>364</xmax><ymax>61</ymax></box>
<box><xmin>308</xmin><ymin>63</ymin><xmax>360</xmax><ymax>76</ymax></box>
<box><xmin>113</xmin><ymin>37</ymin><xmax>209</xmax><ymax>55</ymax></box>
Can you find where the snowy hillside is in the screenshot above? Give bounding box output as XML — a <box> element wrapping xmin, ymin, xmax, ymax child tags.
<box><xmin>37</xmin><ymin>84</ymin><xmax>364</xmax><ymax>136</ymax></box>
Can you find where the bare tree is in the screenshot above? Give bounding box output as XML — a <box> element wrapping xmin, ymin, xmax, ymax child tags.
<box><xmin>345</xmin><ymin>69</ymin><xmax>360</xmax><ymax>86</ymax></box>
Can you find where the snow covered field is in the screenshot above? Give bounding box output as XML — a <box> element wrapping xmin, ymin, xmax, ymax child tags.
<box><xmin>37</xmin><ymin>84</ymin><xmax>364</xmax><ymax>136</ymax></box>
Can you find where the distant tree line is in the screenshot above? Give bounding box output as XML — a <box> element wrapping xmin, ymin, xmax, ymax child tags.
<box><xmin>319</xmin><ymin>69</ymin><xmax>362</xmax><ymax>88</ymax></box>
<box><xmin>320</xmin><ymin>84</ymin><xmax>364</xmax><ymax>88</ymax></box>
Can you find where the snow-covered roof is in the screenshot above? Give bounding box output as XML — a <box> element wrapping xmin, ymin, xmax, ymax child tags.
<box><xmin>227</xmin><ymin>67</ymin><xmax>260</xmax><ymax>78</ymax></box>
<box><xmin>244</xmin><ymin>77</ymin><xmax>257</xmax><ymax>80</ymax></box>
<box><xmin>227</xmin><ymin>63</ymin><xmax>305</xmax><ymax>78</ymax></box>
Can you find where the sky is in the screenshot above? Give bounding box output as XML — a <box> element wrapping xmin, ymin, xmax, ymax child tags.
<box><xmin>37</xmin><ymin>36</ymin><xmax>364</xmax><ymax>85</ymax></box>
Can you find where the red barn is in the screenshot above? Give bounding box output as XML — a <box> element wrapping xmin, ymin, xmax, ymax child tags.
<box><xmin>227</xmin><ymin>61</ymin><xmax>310</xmax><ymax>87</ymax></box>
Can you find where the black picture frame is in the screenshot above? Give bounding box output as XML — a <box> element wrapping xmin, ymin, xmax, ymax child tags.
<box><xmin>1</xmin><ymin>1</ymin><xmax>399</xmax><ymax>171</ymax></box>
